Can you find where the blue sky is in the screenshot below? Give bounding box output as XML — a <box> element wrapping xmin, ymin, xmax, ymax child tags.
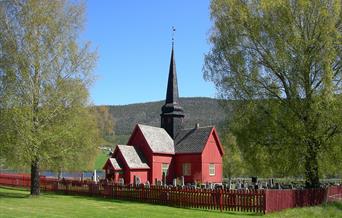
<box><xmin>82</xmin><ymin>0</ymin><xmax>216</xmax><ymax>105</ymax></box>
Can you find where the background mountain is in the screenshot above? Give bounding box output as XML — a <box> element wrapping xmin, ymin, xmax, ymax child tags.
<box><xmin>97</xmin><ymin>97</ymin><xmax>228</xmax><ymax>145</ymax></box>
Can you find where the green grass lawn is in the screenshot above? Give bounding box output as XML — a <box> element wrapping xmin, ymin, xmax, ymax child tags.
<box><xmin>0</xmin><ymin>186</ymin><xmax>341</xmax><ymax>218</ymax></box>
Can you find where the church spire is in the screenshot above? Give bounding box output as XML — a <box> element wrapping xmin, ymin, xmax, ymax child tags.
<box><xmin>161</xmin><ymin>32</ymin><xmax>185</xmax><ymax>139</ymax></box>
<box><xmin>165</xmin><ymin>45</ymin><xmax>179</xmax><ymax>104</ymax></box>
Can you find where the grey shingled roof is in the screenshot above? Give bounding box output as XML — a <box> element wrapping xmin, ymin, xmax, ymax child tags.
<box><xmin>174</xmin><ymin>126</ymin><xmax>214</xmax><ymax>153</ymax></box>
<box><xmin>117</xmin><ymin>145</ymin><xmax>150</xmax><ymax>169</ymax></box>
<box><xmin>138</xmin><ymin>124</ymin><xmax>175</xmax><ymax>154</ymax></box>
<box><xmin>109</xmin><ymin>158</ymin><xmax>122</xmax><ymax>170</ymax></box>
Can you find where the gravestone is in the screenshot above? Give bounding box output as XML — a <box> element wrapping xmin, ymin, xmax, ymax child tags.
<box><xmin>237</xmin><ymin>180</ymin><xmax>242</xmax><ymax>189</ymax></box>
<box><xmin>119</xmin><ymin>178</ymin><xmax>124</xmax><ymax>186</ymax></box>
<box><xmin>134</xmin><ymin>176</ymin><xmax>140</xmax><ymax>186</ymax></box>
<box><xmin>180</xmin><ymin>176</ymin><xmax>185</xmax><ymax>187</ymax></box>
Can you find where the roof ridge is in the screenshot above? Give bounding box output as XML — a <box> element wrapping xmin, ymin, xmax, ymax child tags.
<box><xmin>180</xmin><ymin>125</ymin><xmax>214</xmax><ymax>131</ymax></box>
<box><xmin>137</xmin><ymin>123</ymin><xmax>163</xmax><ymax>129</ymax></box>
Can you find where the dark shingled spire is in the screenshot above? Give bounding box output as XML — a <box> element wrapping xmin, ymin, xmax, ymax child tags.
<box><xmin>161</xmin><ymin>45</ymin><xmax>185</xmax><ymax>139</ymax></box>
<box><xmin>165</xmin><ymin>46</ymin><xmax>179</xmax><ymax>104</ymax></box>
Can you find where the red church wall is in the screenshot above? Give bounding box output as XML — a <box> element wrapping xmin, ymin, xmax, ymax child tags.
<box><xmin>129</xmin><ymin>170</ymin><xmax>148</xmax><ymax>184</ymax></box>
<box><xmin>201</xmin><ymin>131</ymin><xmax>223</xmax><ymax>183</ymax></box>
<box><xmin>151</xmin><ymin>155</ymin><xmax>173</xmax><ymax>184</ymax></box>
<box><xmin>174</xmin><ymin>154</ymin><xmax>202</xmax><ymax>184</ymax></box>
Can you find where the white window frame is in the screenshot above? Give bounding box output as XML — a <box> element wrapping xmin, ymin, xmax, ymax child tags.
<box><xmin>209</xmin><ymin>163</ymin><xmax>215</xmax><ymax>176</ymax></box>
<box><xmin>182</xmin><ymin>163</ymin><xmax>191</xmax><ymax>176</ymax></box>
<box><xmin>162</xmin><ymin>163</ymin><xmax>169</xmax><ymax>176</ymax></box>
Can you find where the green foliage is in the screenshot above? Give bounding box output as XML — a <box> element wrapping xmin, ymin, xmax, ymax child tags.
<box><xmin>0</xmin><ymin>0</ymin><xmax>99</xmax><ymax>192</ymax></box>
<box><xmin>221</xmin><ymin>131</ymin><xmax>246</xmax><ymax>178</ymax></box>
<box><xmin>205</xmin><ymin>0</ymin><xmax>342</xmax><ymax>185</ymax></box>
<box><xmin>92</xmin><ymin>106</ymin><xmax>115</xmax><ymax>144</ymax></box>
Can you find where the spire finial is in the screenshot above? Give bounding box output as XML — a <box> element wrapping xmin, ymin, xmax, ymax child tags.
<box><xmin>172</xmin><ymin>26</ymin><xmax>176</xmax><ymax>47</ymax></box>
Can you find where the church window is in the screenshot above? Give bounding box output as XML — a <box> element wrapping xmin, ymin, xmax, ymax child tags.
<box><xmin>209</xmin><ymin>163</ymin><xmax>215</xmax><ymax>176</ymax></box>
<box><xmin>182</xmin><ymin>163</ymin><xmax>191</xmax><ymax>176</ymax></box>
<box><xmin>162</xmin><ymin>163</ymin><xmax>169</xmax><ymax>176</ymax></box>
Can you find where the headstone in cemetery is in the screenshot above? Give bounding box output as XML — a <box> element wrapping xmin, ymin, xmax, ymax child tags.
<box><xmin>180</xmin><ymin>176</ymin><xmax>185</xmax><ymax>187</ymax></box>
<box><xmin>237</xmin><ymin>180</ymin><xmax>242</xmax><ymax>189</ymax></box>
<box><xmin>135</xmin><ymin>176</ymin><xmax>141</xmax><ymax>186</ymax></box>
<box><xmin>119</xmin><ymin>178</ymin><xmax>124</xmax><ymax>186</ymax></box>
<box><xmin>145</xmin><ymin>180</ymin><xmax>150</xmax><ymax>188</ymax></box>
<box><xmin>209</xmin><ymin>183</ymin><xmax>213</xmax><ymax>189</ymax></box>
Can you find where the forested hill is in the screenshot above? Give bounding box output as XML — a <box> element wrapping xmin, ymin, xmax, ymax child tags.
<box><xmin>101</xmin><ymin>97</ymin><xmax>227</xmax><ymax>137</ymax></box>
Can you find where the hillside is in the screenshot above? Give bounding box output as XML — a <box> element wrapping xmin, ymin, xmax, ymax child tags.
<box><xmin>99</xmin><ymin>97</ymin><xmax>228</xmax><ymax>144</ymax></box>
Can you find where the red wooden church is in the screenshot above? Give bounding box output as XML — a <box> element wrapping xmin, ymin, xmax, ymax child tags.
<box><xmin>103</xmin><ymin>45</ymin><xmax>224</xmax><ymax>185</ymax></box>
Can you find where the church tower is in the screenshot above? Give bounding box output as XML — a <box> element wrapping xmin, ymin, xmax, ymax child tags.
<box><xmin>160</xmin><ymin>45</ymin><xmax>185</xmax><ymax>139</ymax></box>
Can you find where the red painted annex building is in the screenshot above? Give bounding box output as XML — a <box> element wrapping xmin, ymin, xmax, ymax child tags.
<box><xmin>103</xmin><ymin>45</ymin><xmax>224</xmax><ymax>185</ymax></box>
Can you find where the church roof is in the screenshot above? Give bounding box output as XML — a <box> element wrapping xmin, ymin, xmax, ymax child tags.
<box><xmin>138</xmin><ymin>124</ymin><xmax>175</xmax><ymax>154</ymax></box>
<box><xmin>174</xmin><ymin>126</ymin><xmax>214</xmax><ymax>153</ymax></box>
<box><xmin>108</xmin><ymin>158</ymin><xmax>122</xmax><ymax>170</ymax></box>
<box><xmin>117</xmin><ymin>145</ymin><xmax>150</xmax><ymax>169</ymax></box>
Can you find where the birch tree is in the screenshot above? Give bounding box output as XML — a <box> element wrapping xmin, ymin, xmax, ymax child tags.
<box><xmin>0</xmin><ymin>0</ymin><xmax>99</xmax><ymax>195</ymax></box>
<box><xmin>204</xmin><ymin>0</ymin><xmax>342</xmax><ymax>187</ymax></box>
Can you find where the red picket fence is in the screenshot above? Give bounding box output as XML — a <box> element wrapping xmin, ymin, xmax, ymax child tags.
<box><xmin>0</xmin><ymin>173</ymin><xmax>341</xmax><ymax>214</ymax></box>
<box><xmin>99</xmin><ymin>185</ymin><xmax>265</xmax><ymax>213</ymax></box>
<box><xmin>264</xmin><ymin>188</ymin><xmax>327</xmax><ymax>213</ymax></box>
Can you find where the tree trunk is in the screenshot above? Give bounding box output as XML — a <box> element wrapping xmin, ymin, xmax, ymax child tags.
<box><xmin>30</xmin><ymin>159</ymin><xmax>40</xmax><ymax>196</ymax></box>
<box><xmin>304</xmin><ymin>141</ymin><xmax>320</xmax><ymax>188</ymax></box>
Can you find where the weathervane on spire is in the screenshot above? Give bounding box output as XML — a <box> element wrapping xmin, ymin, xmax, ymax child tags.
<box><xmin>172</xmin><ymin>26</ymin><xmax>176</xmax><ymax>47</ymax></box>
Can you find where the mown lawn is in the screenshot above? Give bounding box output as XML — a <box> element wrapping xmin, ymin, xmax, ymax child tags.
<box><xmin>0</xmin><ymin>186</ymin><xmax>341</xmax><ymax>218</ymax></box>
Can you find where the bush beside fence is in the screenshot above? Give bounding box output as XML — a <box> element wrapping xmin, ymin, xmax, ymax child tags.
<box><xmin>0</xmin><ymin>173</ymin><xmax>340</xmax><ymax>214</ymax></box>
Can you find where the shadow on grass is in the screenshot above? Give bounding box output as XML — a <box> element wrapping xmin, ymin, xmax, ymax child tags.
<box><xmin>0</xmin><ymin>186</ymin><xmax>30</xmax><ymax>199</ymax></box>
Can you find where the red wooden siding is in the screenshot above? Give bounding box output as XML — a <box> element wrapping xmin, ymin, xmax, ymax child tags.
<box><xmin>151</xmin><ymin>154</ymin><xmax>173</xmax><ymax>184</ymax></box>
<box><xmin>129</xmin><ymin>170</ymin><xmax>148</xmax><ymax>184</ymax></box>
<box><xmin>201</xmin><ymin>131</ymin><xmax>223</xmax><ymax>183</ymax></box>
<box><xmin>174</xmin><ymin>154</ymin><xmax>202</xmax><ymax>183</ymax></box>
